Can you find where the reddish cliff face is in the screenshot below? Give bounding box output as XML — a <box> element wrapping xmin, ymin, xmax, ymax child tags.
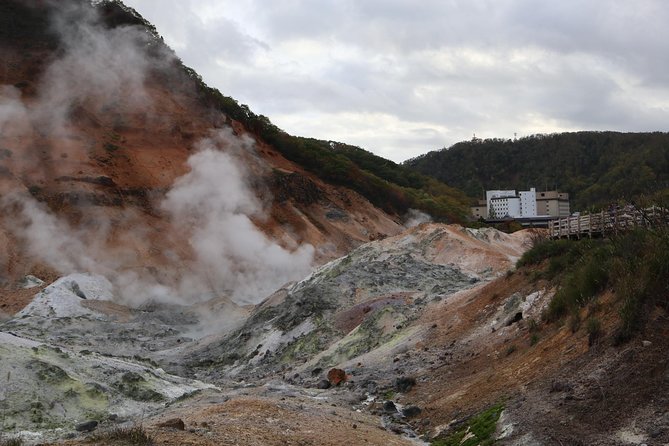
<box><xmin>0</xmin><ymin>0</ymin><xmax>401</xmax><ymax>302</ymax></box>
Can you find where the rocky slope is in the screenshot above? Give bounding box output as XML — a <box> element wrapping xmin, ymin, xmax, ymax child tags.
<box><xmin>178</xmin><ymin>224</ymin><xmax>529</xmax><ymax>383</ymax></box>
<box><xmin>3</xmin><ymin>224</ymin><xmax>668</xmax><ymax>445</ymax></box>
<box><xmin>0</xmin><ymin>223</ymin><xmax>531</xmax><ymax>444</ymax></box>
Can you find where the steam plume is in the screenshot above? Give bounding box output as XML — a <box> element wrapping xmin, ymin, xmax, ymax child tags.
<box><xmin>0</xmin><ymin>1</ymin><xmax>314</xmax><ymax>306</ymax></box>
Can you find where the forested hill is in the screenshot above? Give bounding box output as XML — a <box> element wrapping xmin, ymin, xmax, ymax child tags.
<box><xmin>404</xmin><ymin>132</ymin><xmax>669</xmax><ymax>211</ymax></box>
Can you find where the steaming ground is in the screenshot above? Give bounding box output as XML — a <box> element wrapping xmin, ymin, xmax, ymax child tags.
<box><xmin>0</xmin><ymin>223</ymin><xmax>532</xmax><ymax>444</ymax></box>
<box><xmin>4</xmin><ymin>224</ymin><xmax>668</xmax><ymax>445</ymax></box>
<box><xmin>0</xmin><ymin>2</ymin><xmax>314</xmax><ymax>307</ymax></box>
<box><xmin>162</xmin><ymin>130</ymin><xmax>314</xmax><ymax>304</ymax></box>
<box><xmin>2</xmin><ymin>129</ymin><xmax>315</xmax><ymax>306</ymax></box>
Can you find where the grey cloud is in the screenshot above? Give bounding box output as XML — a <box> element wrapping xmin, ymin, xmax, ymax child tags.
<box><xmin>122</xmin><ymin>0</ymin><xmax>669</xmax><ymax>161</ymax></box>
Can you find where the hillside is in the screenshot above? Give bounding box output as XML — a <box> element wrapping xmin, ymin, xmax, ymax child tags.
<box><xmin>0</xmin><ymin>0</ymin><xmax>467</xmax><ymax>303</ymax></box>
<box><xmin>404</xmin><ymin>132</ymin><xmax>669</xmax><ymax>210</ymax></box>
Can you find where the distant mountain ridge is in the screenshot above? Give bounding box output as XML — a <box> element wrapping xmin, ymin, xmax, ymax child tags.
<box><xmin>405</xmin><ymin>131</ymin><xmax>669</xmax><ymax>210</ymax></box>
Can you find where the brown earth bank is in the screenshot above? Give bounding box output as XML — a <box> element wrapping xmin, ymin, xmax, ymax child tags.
<box><xmin>46</xmin><ymin>391</ymin><xmax>416</xmax><ymax>446</ymax></box>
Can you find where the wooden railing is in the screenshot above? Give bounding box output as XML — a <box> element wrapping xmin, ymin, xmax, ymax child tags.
<box><xmin>549</xmin><ymin>207</ymin><xmax>668</xmax><ymax>239</ymax></box>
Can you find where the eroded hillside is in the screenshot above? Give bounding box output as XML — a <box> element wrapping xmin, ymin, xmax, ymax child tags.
<box><xmin>0</xmin><ymin>0</ymin><xmax>404</xmax><ymax>308</ymax></box>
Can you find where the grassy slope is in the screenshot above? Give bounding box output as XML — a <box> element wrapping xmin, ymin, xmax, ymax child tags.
<box><xmin>517</xmin><ymin>226</ymin><xmax>669</xmax><ymax>343</ymax></box>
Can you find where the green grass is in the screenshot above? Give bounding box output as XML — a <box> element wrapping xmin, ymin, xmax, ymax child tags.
<box><xmin>529</xmin><ymin>333</ymin><xmax>539</xmax><ymax>346</ymax></box>
<box><xmin>432</xmin><ymin>403</ymin><xmax>504</xmax><ymax>446</ymax></box>
<box><xmin>518</xmin><ymin>227</ymin><xmax>669</xmax><ymax>342</ymax></box>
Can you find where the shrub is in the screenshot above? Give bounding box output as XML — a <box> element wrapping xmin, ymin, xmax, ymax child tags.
<box><xmin>586</xmin><ymin>317</ymin><xmax>602</xmax><ymax>346</ymax></box>
<box><xmin>530</xmin><ymin>333</ymin><xmax>540</xmax><ymax>346</ymax></box>
<box><xmin>542</xmin><ymin>240</ymin><xmax>612</xmax><ymax>322</ymax></box>
<box><xmin>103</xmin><ymin>142</ymin><xmax>120</xmax><ymax>152</ymax></box>
<box><xmin>531</xmin><ymin>227</ymin><xmax>669</xmax><ymax>342</ymax></box>
<box><xmin>516</xmin><ymin>239</ymin><xmax>572</xmax><ymax>268</ymax></box>
<box><xmin>432</xmin><ymin>403</ymin><xmax>504</xmax><ymax>446</ymax></box>
<box><xmin>88</xmin><ymin>424</ymin><xmax>153</xmax><ymax>445</ymax></box>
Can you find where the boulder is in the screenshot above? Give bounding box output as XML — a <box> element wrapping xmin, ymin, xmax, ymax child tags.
<box><xmin>327</xmin><ymin>368</ymin><xmax>347</xmax><ymax>386</ymax></box>
<box><xmin>75</xmin><ymin>420</ymin><xmax>98</xmax><ymax>432</ymax></box>
<box><xmin>157</xmin><ymin>418</ymin><xmax>185</xmax><ymax>430</ymax></box>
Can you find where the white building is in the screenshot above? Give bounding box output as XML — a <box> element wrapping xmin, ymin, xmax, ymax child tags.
<box><xmin>485</xmin><ymin>188</ymin><xmax>538</xmax><ymax>219</ymax></box>
<box><xmin>471</xmin><ymin>188</ymin><xmax>570</xmax><ymax>220</ymax></box>
<box><xmin>486</xmin><ymin>190</ymin><xmax>520</xmax><ymax>218</ymax></box>
<box><xmin>519</xmin><ymin>188</ymin><xmax>538</xmax><ymax>217</ymax></box>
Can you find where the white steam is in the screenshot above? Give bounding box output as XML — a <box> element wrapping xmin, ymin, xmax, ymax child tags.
<box><xmin>0</xmin><ymin>2</ymin><xmax>314</xmax><ymax>306</ymax></box>
<box><xmin>35</xmin><ymin>1</ymin><xmax>157</xmax><ymax>133</ymax></box>
<box><xmin>1</xmin><ymin>196</ymin><xmax>101</xmax><ymax>274</ymax></box>
<box><xmin>163</xmin><ymin>130</ymin><xmax>314</xmax><ymax>304</ymax></box>
<box><xmin>404</xmin><ymin>209</ymin><xmax>432</xmax><ymax>228</ymax></box>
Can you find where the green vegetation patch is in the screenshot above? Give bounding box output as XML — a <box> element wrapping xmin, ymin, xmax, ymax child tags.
<box><xmin>518</xmin><ymin>227</ymin><xmax>669</xmax><ymax>342</ymax></box>
<box><xmin>103</xmin><ymin>142</ymin><xmax>121</xmax><ymax>153</ymax></box>
<box><xmin>432</xmin><ymin>403</ymin><xmax>504</xmax><ymax>446</ymax></box>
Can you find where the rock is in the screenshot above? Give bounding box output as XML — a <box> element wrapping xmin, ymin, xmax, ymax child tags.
<box><xmin>19</xmin><ymin>275</ymin><xmax>45</xmax><ymax>289</ymax></box>
<box><xmin>326</xmin><ymin>209</ymin><xmax>349</xmax><ymax>221</ymax></box>
<box><xmin>505</xmin><ymin>312</ymin><xmax>523</xmax><ymax>326</ymax></box>
<box><xmin>75</xmin><ymin>420</ymin><xmax>98</xmax><ymax>432</ymax></box>
<box><xmin>70</xmin><ymin>281</ymin><xmax>87</xmax><ymax>299</ymax></box>
<box><xmin>402</xmin><ymin>406</ymin><xmax>422</xmax><ymax>418</ymax></box>
<box><xmin>345</xmin><ymin>393</ymin><xmax>366</xmax><ymax>404</ymax></box>
<box><xmin>388</xmin><ymin>422</ymin><xmax>405</xmax><ymax>434</ymax></box>
<box><xmin>316</xmin><ymin>379</ymin><xmax>331</xmax><ymax>389</ymax></box>
<box><xmin>395</xmin><ymin>376</ymin><xmax>416</xmax><ymax>393</ymax></box>
<box><xmin>363</xmin><ymin>380</ymin><xmax>378</xmax><ymax>394</ymax></box>
<box><xmin>642</xmin><ymin>340</ymin><xmax>652</xmax><ymax>347</ymax></box>
<box><xmin>550</xmin><ymin>381</ymin><xmax>573</xmax><ymax>393</ymax></box>
<box><xmin>157</xmin><ymin>418</ymin><xmax>185</xmax><ymax>430</ymax></box>
<box><xmin>649</xmin><ymin>427</ymin><xmax>664</xmax><ymax>438</ymax></box>
<box><xmin>383</xmin><ymin>400</ymin><xmax>397</xmax><ymax>413</ymax></box>
<box><xmin>273</xmin><ymin>172</ymin><xmax>323</xmax><ymax>205</ymax></box>
<box><xmin>327</xmin><ymin>368</ymin><xmax>347</xmax><ymax>386</ymax></box>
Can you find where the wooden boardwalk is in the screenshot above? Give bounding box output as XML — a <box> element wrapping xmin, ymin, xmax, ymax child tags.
<box><xmin>549</xmin><ymin>207</ymin><xmax>668</xmax><ymax>239</ymax></box>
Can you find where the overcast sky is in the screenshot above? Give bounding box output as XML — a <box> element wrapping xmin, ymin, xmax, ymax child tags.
<box><xmin>123</xmin><ymin>0</ymin><xmax>669</xmax><ymax>162</ymax></box>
